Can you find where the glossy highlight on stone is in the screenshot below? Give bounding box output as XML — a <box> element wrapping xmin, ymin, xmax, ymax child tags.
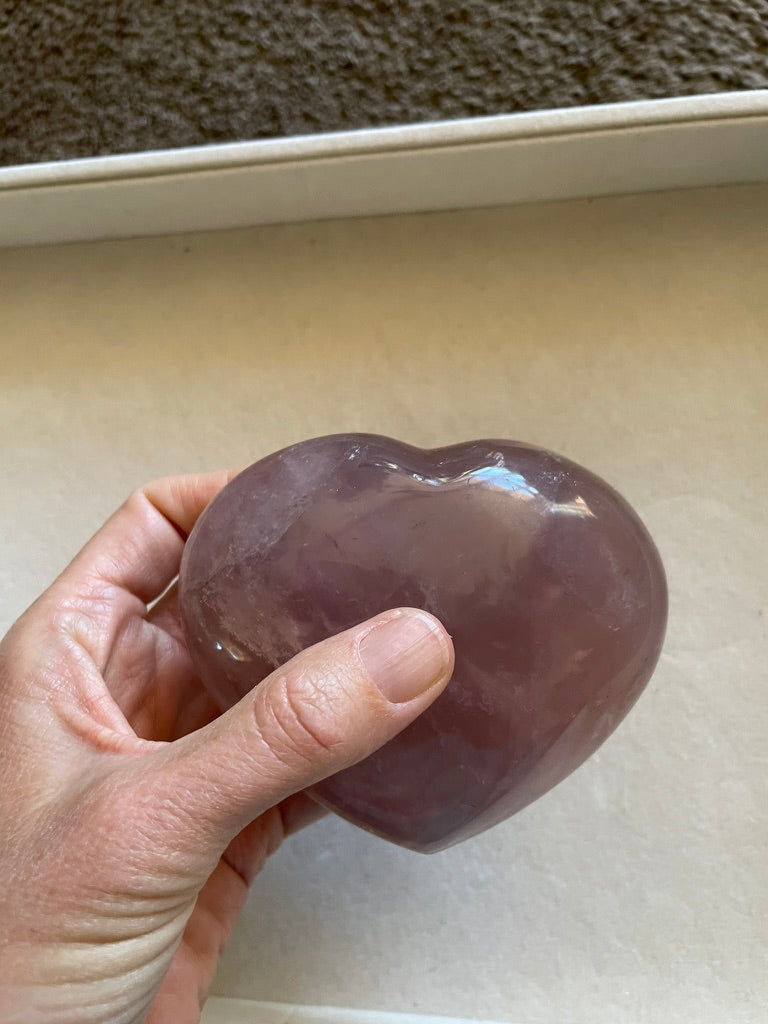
<box><xmin>179</xmin><ymin>435</ymin><xmax>667</xmax><ymax>852</ymax></box>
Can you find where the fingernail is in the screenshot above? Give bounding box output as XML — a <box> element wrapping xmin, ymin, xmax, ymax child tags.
<box><xmin>360</xmin><ymin>611</ymin><xmax>450</xmax><ymax>704</ymax></box>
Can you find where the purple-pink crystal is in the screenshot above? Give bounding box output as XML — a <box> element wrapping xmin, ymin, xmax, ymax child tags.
<box><xmin>179</xmin><ymin>435</ymin><xmax>667</xmax><ymax>852</ymax></box>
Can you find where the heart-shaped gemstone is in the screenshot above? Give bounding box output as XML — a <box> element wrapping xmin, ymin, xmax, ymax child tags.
<box><xmin>179</xmin><ymin>435</ymin><xmax>667</xmax><ymax>852</ymax></box>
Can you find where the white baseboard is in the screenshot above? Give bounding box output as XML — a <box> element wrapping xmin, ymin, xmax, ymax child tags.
<box><xmin>202</xmin><ymin>998</ymin><xmax>512</xmax><ymax>1024</ymax></box>
<box><xmin>1</xmin><ymin>91</ymin><xmax>767</xmax><ymax>247</ymax></box>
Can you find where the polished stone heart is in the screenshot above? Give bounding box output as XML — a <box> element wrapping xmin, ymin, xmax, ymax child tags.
<box><xmin>179</xmin><ymin>435</ymin><xmax>667</xmax><ymax>852</ymax></box>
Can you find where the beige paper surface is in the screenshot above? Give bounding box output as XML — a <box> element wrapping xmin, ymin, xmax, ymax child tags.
<box><xmin>1</xmin><ymin>185</ymin><xmax>767</xmax><ymax>1023</ymax></box>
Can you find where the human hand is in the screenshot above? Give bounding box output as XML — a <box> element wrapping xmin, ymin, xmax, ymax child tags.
<box><xmin>0</xmin><ymin>472</ymin><xmax>454</xmax><ymax>1024</ymax></box>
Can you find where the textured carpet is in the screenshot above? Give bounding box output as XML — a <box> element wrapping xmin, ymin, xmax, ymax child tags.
<box><xmin>1</xmin><ymin>1</ymin><xmax>767</xmax><ymax>166</ymax></box>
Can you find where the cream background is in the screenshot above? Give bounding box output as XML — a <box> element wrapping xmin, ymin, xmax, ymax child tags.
<box><xmin>1</xmin><ymin>185</ymin><xmax>767</xmax><ymax>1022</ymax></box>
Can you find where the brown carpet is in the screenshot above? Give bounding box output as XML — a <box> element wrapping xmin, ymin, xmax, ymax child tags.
<box><xmin>1</xmin><ymin>1</ymin><xmax>767</xmax><ymax>167</ymax></box>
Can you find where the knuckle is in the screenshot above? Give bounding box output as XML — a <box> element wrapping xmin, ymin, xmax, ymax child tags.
<box><xmin>125</xmin><ymin>485</ymin><xmax>154</xmax><ymax>526</ymax></box>
<box><xmin>258</xmin><ymin>666</ymin><xmax>353</xmax><ymax>764</ymax></box>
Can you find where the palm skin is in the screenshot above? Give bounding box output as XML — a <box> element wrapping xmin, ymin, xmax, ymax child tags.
<box><xmin>1</xmin><ymin>473</ymin><xmax>321</xmax><ymax>1023</ymax></box>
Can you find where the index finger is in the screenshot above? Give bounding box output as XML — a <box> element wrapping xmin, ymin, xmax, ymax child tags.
<box><xmin>56</xmin><ymin>468</ymin><xmax>241</xmax><ymax>605</ymax></box>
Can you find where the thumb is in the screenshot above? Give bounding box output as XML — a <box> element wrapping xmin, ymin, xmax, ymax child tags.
<box><xmin>148</xmin><ymin>608</ymin><xmax>453</xmax><ymax>856</ymax></box>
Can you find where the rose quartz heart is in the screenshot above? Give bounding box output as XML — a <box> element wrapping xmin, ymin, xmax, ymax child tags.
<box><xmin>179</xmin><ymin>435</ymin><xmax>667</xmax><ymax>852</ymax></box>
